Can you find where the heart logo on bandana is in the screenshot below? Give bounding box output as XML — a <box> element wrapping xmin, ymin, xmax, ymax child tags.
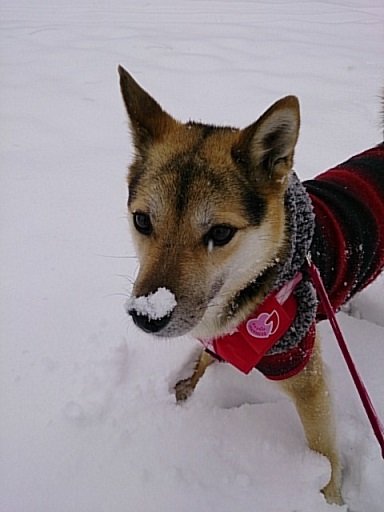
<box><xmin>246</xmin><ymin>310</ymin><xmax>280</xmax><ymax>339</ymax></box>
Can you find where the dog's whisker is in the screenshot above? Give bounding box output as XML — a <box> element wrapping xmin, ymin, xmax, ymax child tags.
<box><xmin>103</xmin><ymin>292</ymin><xmax>131</xmax><ymax>300</ymax></box>
<box><xmin>96</xmin><ymin>253</ymin><xmax>138</xmax><ymax>260</ymax></box>
<box><xmin>114</xmin><ymin>273</ymin><xmax>135</xmax><ymax>284</ymax></box>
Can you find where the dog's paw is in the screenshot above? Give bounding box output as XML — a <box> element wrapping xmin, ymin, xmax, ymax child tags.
<box><xmin>175</xmin><ymin>377</ymin><xmax>195</xmax><ymax>402</ymax></box>
<box><xmin>321</xmin><ymin>481</ymin><xmax>344</xmax><ymax>506</ymax></box>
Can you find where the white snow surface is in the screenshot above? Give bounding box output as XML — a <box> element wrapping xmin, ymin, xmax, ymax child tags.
<box><xmin>127</xmin><ymin>288</ymin><xmax>177</xmax><ymax>320</ymax></box>
<box><xmin>1</xmin><ymin>1</ymin><xmax>384</xmax><ymax>511</ymax></box>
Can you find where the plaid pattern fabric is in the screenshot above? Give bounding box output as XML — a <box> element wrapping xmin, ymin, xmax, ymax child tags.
<box><xmin>258</xmin><ymin>144</ymin><xmax>384</xmax><ymax>380</ymax></box>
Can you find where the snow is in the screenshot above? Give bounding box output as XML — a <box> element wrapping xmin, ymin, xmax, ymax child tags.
<box><xmin>1</xmin><ymin>1</ymin><xmax>383</xmax><ymax>511</ymax></box>
<box><xmin>127</xmin><ymin>288</ymin><xmax>177</xmax><ymax>320</ymax></box>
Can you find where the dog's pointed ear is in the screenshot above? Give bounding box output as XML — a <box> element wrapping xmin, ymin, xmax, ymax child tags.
<box><xmin>234</xmin><ymin>96</ymin><xmax>300</xmax><ymax>181</ymax></box>
<box><xmin>118</xmin><ymin>66</ymin><xmax>177</xmax><ymax>151</ymax></box>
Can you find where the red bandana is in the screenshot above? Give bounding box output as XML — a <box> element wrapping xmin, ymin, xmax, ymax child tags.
<box><xmin>200</xmin><ymin>273</ymin><xmax>302</xmax><ymax>374</ymax></box>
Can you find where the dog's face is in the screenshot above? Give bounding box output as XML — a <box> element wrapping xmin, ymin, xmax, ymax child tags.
<box><xmin>119</xmin><ymin>66</ymin><xmax>300</xmax><ymax>339</ymax></box>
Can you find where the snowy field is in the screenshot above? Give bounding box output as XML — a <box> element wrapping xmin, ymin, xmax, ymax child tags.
<box><xmin>1</xmin><ymin>1</ymin><xmax>384</xmax><ymax>511</ymax></box>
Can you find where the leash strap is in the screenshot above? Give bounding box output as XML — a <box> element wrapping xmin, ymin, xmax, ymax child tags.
<box><xmin>306</xmin><ymin>254</ymin><xmax>384</xmax><ymax>458</ymax></box>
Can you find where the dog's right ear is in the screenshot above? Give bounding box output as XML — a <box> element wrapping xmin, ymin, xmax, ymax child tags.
<box><xmin>118</xmin><ymin>66</ymin><xmax>176</xmax><ymax>152</ymax></box>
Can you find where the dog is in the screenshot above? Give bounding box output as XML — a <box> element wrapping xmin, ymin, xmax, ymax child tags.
<box><xmin>118</xmin><ymin>65</ymin><xmax>384</xmax><ymax>505</ymax></box>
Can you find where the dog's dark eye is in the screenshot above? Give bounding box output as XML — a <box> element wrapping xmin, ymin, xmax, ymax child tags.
<box><xmin>204</xmin><ymin>225</ymin><xmax>237</xmax><ymax>247</ymax></box>
<box><xmin>133</xmin><ymin>212</ymin><xmax>152</xmax><ymax>235</ymax></box>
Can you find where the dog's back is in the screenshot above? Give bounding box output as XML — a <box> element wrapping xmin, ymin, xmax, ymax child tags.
<box><xmin>304</xmin><ymin>143</ymin><xmax>384</xmax><ymax>316</ymax></box>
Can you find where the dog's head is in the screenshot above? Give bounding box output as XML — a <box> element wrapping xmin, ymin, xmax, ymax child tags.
<box><xmin>118</xmin><ymin>66</ymin><xmax>300</xmax><ymax>339</ymax></box>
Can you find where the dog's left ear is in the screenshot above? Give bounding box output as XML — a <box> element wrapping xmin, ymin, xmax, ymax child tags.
<box><xmin>235</xmin><ymin>96</ymin><xmax>300</xmax><ymax>181</ymax></box>
<box><xmin>118</xmin><ymin>66</ymin><xmax>177</xmax><ymax>152</ymax></box>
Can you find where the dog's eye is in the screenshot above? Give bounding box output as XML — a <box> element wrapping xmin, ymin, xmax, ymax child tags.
<box><xmin>204</xmin><ymin>225</ymin><xmax>236</xmax><ymax>247</ymax></box>
<box><xmin>133</xmin><ymin>212</ymin><xmax>152</xmax><ymax>235</ymax></box>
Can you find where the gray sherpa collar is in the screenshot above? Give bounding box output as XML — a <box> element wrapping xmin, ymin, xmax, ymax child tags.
<box><xmin>266</xmin><ymin>171</ymin><xmax>317</xmax><ymax>355</ymax></box>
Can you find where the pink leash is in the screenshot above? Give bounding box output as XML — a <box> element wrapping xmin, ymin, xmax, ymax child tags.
<box><xmin>307</xmin><ymin>255</ymin><xmax>384</xmax><ymax>458</ymax></box>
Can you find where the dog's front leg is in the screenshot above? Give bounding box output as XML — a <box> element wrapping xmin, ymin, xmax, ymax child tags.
<box><xmin>279</xmin><ymin>336</ymin><xmax>343</xmax><ymax>505</ymax></box>
<box><xmin>175</xmin><ymin>350</ymin><xmax>215</xmax><ymax>402</ymax></box>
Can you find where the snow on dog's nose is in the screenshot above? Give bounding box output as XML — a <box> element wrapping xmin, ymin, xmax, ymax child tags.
<box><xmin>126</xmin><ymin>287</ymin><xmax>177</xmax><ymax>334</ymax></box>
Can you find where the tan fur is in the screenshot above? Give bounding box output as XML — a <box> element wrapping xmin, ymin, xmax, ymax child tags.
<box><xmin>279</xmin><ymin>337</ymin><xmax>343</xmax><ymax>504</ymax></box>
<box><xmin>118</xmin><ymin>66</ymin><xmax>342</xmax><ymax>504</ymax></box>
<box><xmin>175</xmin><ymin>351</ymin><xmax>215</xmax><ymax>402</ymax></box>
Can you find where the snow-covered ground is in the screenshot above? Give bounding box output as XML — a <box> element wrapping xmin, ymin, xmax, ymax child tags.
<box><xmin>1</xmin><ymin>1</ymin><xmax>384</xmax><ymax>511</ymax></box>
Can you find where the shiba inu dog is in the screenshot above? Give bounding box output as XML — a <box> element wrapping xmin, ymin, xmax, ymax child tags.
<box><xmin>118</xmin><ymin>65</ymin><xmax>384</xmax><ymax>505</ymax></box>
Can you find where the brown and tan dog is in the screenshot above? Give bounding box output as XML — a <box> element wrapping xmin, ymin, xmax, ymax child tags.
<box><xmin>118</xmin><ymin>66</ymin><xmax>384</xmax><ymax>505</ymax></box>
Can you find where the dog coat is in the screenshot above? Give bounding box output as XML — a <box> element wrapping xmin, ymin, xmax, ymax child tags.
<box><xmin>257</xmin><ymin>143</ymin><xmax>384</xmax><ymax>380</ymax></box>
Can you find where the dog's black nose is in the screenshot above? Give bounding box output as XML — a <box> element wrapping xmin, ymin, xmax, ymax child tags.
<box><xmin>129</xmin><ymin>310</ymin><xmax>172</xmax><ymax>333</ymax></box>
